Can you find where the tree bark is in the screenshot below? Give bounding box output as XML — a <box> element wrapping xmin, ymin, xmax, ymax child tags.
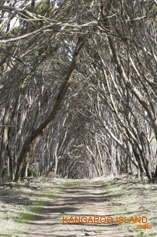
<box><xmin>14</xmin><ymin>37</ymin><xmax>84</xmax><ymax>182</ymax></box>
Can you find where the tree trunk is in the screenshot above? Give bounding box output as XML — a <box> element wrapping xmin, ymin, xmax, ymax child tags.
<box><xmin>14</xmin><ymin>37</ymin><xmax>84</xmax><ymax>182</ymax></box>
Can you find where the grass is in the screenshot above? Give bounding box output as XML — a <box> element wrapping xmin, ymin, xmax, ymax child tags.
<box><xmin>0</xmin><ymin>177</ymin><xmax>66</xmax><ymax>236</ymax></box>
<box><xmin>1</xmin><ymin>177</ymin><xmax>157</xmax><ymax>237</ymax></box>
<box><xmin>102</xmin><ymin>176</ymin><xmax>157</xmax><ymax>237</ymax></box>
<box><xmin>17</xmin><ymin>184</ymin><xmax>66</xmax><ymax>224</ymax></box>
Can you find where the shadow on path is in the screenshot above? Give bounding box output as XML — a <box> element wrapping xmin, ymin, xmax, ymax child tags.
<box><xmin>20</xmin><ymin>181</ymin><xmax>131</xmax><ymax>237</ymax></box>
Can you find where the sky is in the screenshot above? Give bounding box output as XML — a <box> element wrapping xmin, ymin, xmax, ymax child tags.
<box><xmin>1</xmin><ymin>0</ymin><xmax>58</xmax><ymax>31</ymax></box>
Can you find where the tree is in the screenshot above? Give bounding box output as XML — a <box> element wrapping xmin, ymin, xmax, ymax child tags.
<box><xmin>0</xmin><ymin>0</ymin><xmax>156</xmax><ymax>182</ymax></box>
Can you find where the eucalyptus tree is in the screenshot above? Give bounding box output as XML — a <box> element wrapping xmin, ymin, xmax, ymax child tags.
<box><xmin>0</xmin><ymin>0</ymin><xmax>156</xmax><ymax>182</ymax></box>
<box><xmin>85</xmin><ymin>0</ymin><xmax>157</xmax><ymax>180</ymax></box>
<box><xmin>0</xmin><ymin>0</ymin><xmax>92</xmax><ymax>181</ymax></box>
<box><xmin>0</xmin><ymin>0</ymin><xmax>80</xmax><ymax>181</ymax></box>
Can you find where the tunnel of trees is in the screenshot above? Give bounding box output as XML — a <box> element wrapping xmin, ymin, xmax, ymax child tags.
<box><xmin>0</xmin><ymin>0</ymin><xmax>156</xmax><ymax>182</ymax></box>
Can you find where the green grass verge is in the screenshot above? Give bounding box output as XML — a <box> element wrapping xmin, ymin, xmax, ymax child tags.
<box><xmin>0</xmin><ymin>179</ymin><xmax>67</xmax><ymax>236</ymax></box>
<box><xmin>101</xmin><ymin>178</ymin><xmax>157</xmax><ymax>237</ymax></box>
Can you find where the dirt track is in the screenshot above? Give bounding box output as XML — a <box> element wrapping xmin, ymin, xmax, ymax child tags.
<box><xmin>1</xmin><ymin>177</ymin><xmax>156</xmax><ymax>236</ymax></box>
<box><xmin>20</xmin><ymin>180</ymin><xmax>129</xmax><ymax>237</ymax></box>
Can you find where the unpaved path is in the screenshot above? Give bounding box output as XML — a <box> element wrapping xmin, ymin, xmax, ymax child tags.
<box><xmin>20</xmin><ymin>179</ymin><xmax>131</xmax><ymax>237</ymax></box>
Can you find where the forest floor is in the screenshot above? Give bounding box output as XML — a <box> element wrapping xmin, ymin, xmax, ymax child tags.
<box><xmin>0</xmin><ymin>175</ymin><xmax>157</xmax><ymax>237</ymax></box>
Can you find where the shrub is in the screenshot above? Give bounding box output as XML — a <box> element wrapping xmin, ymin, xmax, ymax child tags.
<box><xmin>27</xmin><ymin>167</ymin><xmax>38</xmax><ymax>177</ymax></box>
<box><xmin>120</xmin><ymin>164</ymin><xmax>127</xmax><ymax>174</ymax></box>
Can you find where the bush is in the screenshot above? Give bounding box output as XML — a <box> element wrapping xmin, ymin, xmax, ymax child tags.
<box><xmin>27</xmin><ymin>167</ymin><xmax>38</xmax><ymax>177</ymax></box>
<box><xmin>120</xmin><ymin>164</ymin><xmax>127</xmax><ymax>174</ymax></box>
<box><xmin>2</xmin><ymin>166</ymin><xmax>11</xmax><ymax>182</ymax></box>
